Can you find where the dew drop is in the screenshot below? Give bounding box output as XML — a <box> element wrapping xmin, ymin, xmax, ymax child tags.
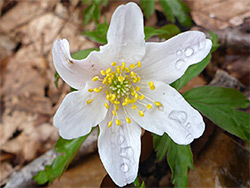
<box><xmin>120</xmin><ymin>163</ymin><xmax>129</xmax><ymax>172</ymax></box>
<box><xmin>176</xmin><ymin>50</ymin><xmax>182</xmax><ymax>56</ymax></box>
<box><xmin>120</xmin><ymin>147</ymin><xmax>134</xmax><ymax>158</ymax></box>
<box><xmin>117</xmin><ymin>135</ymin><xmax>125</xmax><ymax>145</ymax></box>
<box><xmin>185</xmin><ymin>47</ymin><xmax>194</xmax><ymax>57</ymax></box>
<box><xmin>175</xmin><ymin>59</ymin><xmax>185</xmax><ymax>70</ymax></box>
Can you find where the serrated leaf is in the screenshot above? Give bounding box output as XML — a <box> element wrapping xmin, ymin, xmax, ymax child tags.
<box><xmin>167</xmin><ymin>138</ymin><xmax>193</xmax><ymax>188</ymax></box>
<box><xmin>159</xmin><ymin>0</ymin><xmax>192</xmax><ymax>27</ymax></box>
<box><xmin>34</xmin><ymin>131</ymin><xmax>93</xmax><ymax>184</ymax></box>
<box><xmin>140</xmin><ymin>0</ymin><xmax>155</xmax><ymax>18</ymax></box>
<box><xmin>83</xmin><ymin>21</ymin><xmax>109</xmax><ymax>44</ymax></box>
<box><xmin>153</xmin><ymin>133</ymin><xmax>170</xmax><ymax>160</ymax></box>
<box><xmin>183</xmin><ymin>86</ymin><xmax>250</xmax><ymax>143</ymax></box>
<box><xmin>144</xmin><ymin>24</ymin><xmax>180</xmax><ymax>41</ymax></box>
<box><xmin>171</xmin><ymin>54</ymin><xmax>211</xmax><ymax>91</ymax></box>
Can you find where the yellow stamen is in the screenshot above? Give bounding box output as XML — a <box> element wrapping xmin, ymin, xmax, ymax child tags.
<box><xmin>94</xmin><ymin>88</ymin><xmax>101</xmax><ymax>93</ymax></box>
<box><xmin>129</xmin><ymin>64</ymin><xmax>136</xmax><ymax>69</ymax></box>
<box><xmin>147</xmin><ymin>104</ymin><xmax>152</xmax><ymax>109</ymax></box>
<box><xmin>135</xmin><ymin>93</ymin><xmax>139</xmax><ymax>100</ymax></box>
<box><xmin>111</xmin><ymin>62</ymin><xmax>117</xmax><ymax>66</ymax></box>
<box><xmin>117</xmin><ymin>66</ymin><xmax>121</xmax><ymax>74</ymax></box>
<box><xmin>115</xmin><ymin>104</ymin><xmax>119</xmax><ymax>110</ymax></box>
<box><xmin>126</xmin><ymin>117</ymin><xmax>131</xmax><ymax>124</ymax></box>
<box><xmin>88</xmin><ymin>88</ymin><xmax>94</xmax><ymax>92</ymax></box>
<box><xmin>118</xmin><ymin>75</ymin><xmax>124</xmax><ymax>82</ymax></box>
<box><xmin>108</xmin><ymin>121</ymin><xmax>112</xmax><ymax>127</ymax></box>
<box><xmin>100</xmin><ymin>70</ymin><xmax>106</xmax><ymax>76</ymax></box>
<box><xmin>137</xmin><ymin>61</ymin><xmax>141</xmax><ymax>68</ymax></box>
<box><xmin>104</xmin><ymin>102</ymin><xmax>109</xmax><ymax>109</ymax></box>
<box><xmin>86</xmin><ymin>99</ymin><xmax>94</xmax><ymax>104</ymax></box>
<box><xmin>131</xmin><ymin>105</ymin><xmax>137</xmax><ymax>110</ymax></box>
<box><xmin>115</xmin><ymin>119</ymin><xmax>121</xmax><ymax>126</ymax></box>
<box><xmin>149</xmin><ymin>81</ymin><xmax>155</xmax><ymax>90</ymax></box>
<box><xmin>135</xmin><ymin>86</ymin><xmax>140</xmax><ymax>92</ymax></box>
<box><xmin>140</xmin><ymin>95</ymin><xmax>145</xmax><ymax>100</ymax></box>
<box><xmin>154</xmin><ymin>101</ymin><xmax>162</xmax><ymax>107</ymax></box>
<box><xmin>92</xmin><ymin>76</ymin><xmax>99</xmax><ymax>82</ymax></box>
<box><xmin>112</xmin><ymin>110</ymin><xmax>117</xmax><ymax>116</ymax></box>
<box><xmin>122</xmin><ymin>62</ymin><xmax>126</xmax><ymax>70</ymax></box>
<box><xmin>114</xmin><ymin>100</ymin><xmax>120</xmax><ymax>105</ymax></box>
<box><xmin>139</xmin><ymin>111</ymin><xmax>144</xmax><ymax>117</ymax></box>
<box><xmin>106</xmin><ymin>68</ymin><xmax>112</xmax><ymax>74</ymax></box>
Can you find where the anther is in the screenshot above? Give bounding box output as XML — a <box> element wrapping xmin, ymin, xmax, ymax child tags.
<box><xmin>92</xmin><ymin>76</ymin><xmax>99</xmax><ymax>82</ymax></box>
<box><xmin>100</xmin><ymin>70</ymin><xmax>106</xmax><ymax>76</ymax></box>
<box><xmin>139</xmin><ymin>111</ymin><xmax>144</xmax><ymax>117</ymax></box>
<box><xmin>140</xmin><ymin>95</ymin><xmax>145</xmax><ymax>100</ymax></box>
<box><xmin>112</xmin><ymin>110</ymin><xmax>117</xmax><ymax>116</ymax></box>
<box><xmin>115</xmin><ymin>119</ymin><xmax>121</xmax><ymax>126</ymax></box>
<box><xmin>129</xmin><ymin>64</ymin><xmax>136</xmax><ymax>69</ymax></box>
<box><xmin>126</xmin><ymin>117</ymin><xmax>131</xmax><ymax>124</ymax></box>
<box><xmin>154</xmin><ymin>101</ymin><xmax>162</xmax><ymax>107</ymax></box>
<box><xmin>111</xmin><ymin>62</ymin><xmax>117</xmax><ymax>66</ymax></box>
<box><xmin>131</xmin><ymin>105</ymin><xmax>137</xmax><ymax>110</ymax></box>
<box><xmin>122</xmin><ymin>62</ymin><xmax>126</xmax><ymax>70</ymax></box>
<box><xmin>86</xmin><ymin>99</ymin><xmax>94</xmax><ymax>104</ymax></box>
<box><xmin>137</xmin><ymin>61</ymin><xmax>141</xmax><ymax>68</ymax></box>
<box><xmin>104</xmin><ymin>102</ymin><xmax>109</xmax><ymax>109</ymax></box>
<box><xmin>106</xmin><ymin>68</ymin><xmax>112</xmax><ymax>74</ymax></box>
<box><xmin>149</xmin><ymin>81</ymin><xmax>155</xmax><ymax>90</ymax></box>
<box><xmin>88</xmin><ymin>88</ymin><xmax>94</xmax><ymax>92</ymax></box>
<box><xmin>108</xmin><ymin>121</ymin><xmax>112</xmax><ymax>127</ymax></box>
<box><xmin>147</xmin><ymin>104</ymin><xmax>152</xmax><ymax>109</ymax></box>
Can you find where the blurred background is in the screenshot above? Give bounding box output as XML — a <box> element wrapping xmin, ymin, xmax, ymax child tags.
<box><xmin>0</xmin><ymin>0</ymin><xmax>249</xmax><ymax>187</ymax></box>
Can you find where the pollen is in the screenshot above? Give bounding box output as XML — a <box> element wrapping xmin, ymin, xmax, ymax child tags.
<box><xmin>87</xmin><ymin>60</ymin><xmax>162</xmax><ymax>127</ymax></box>
<box><xmin>139</xmin><ymin>111</ymin><xmax>144</xmax><ymax>117</ymax></box>
<box><xmin>86</xmin><ymin>99</ymin><xmax>94</xmax><ymax>104</ymax></box>
<box><xmin>126</xmin><ymin>117</ymin><xmax>131</xmax><ymax>124</ymax></box>
<box><xmin>92</xmin><ymin>76</ymin><xmax>99</xmax><ymax>82</ymax></box>
<box><xmin>115</xmin><ymin>119</ymin><xmax>121</xmax><ymax>126</ymax></box>
<box><xmin>104</xmin><ymin>102</ymin><xmax>109</xmax><ymax>109</ymax></box>
<box><xmin>108</xmin><ymin>121</ymin><xmax>112</xmax><ymax>127</ymax></box>
<box><xmin>154</xmin><ymin>101</ymin><xmax>162</xmax><ymax>107</ymax></box>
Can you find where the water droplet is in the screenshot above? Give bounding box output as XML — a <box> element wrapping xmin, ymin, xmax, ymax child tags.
<box><xmin>176</xmin><ymin>50</ymin><xmax>182</xmax><ymax>56</ymax></box>
<box><xmin>120</xmin><ymin>147</ymin><xmax>134</xmax><ymax>158</ymax></box>
<box><xmin>120</xmin><ymin>163</ymin><xmax>129</xmax><ymax>172</ymax></box>
<box><xmin>198</xmin><ymin>40</ymin><xmax>205</xmax><ymax>50</ymax></box>
<box><xmin>175</xmin><ymin>59</ymin><xmax>185</xmax><ymax>70</ymax></box>
<box><xmin>185</xmin><ymin>47</ymin><xmax>194</xmax><ymax>57</ymax></box>
<box><xmin>117</xmin><ymin>135</ymin><xmax>125</xmax><ymax>145</ymax></box>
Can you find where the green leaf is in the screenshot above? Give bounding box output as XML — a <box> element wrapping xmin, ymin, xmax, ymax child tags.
<box><xmin>133</xmin><ymin>177</ymin><xmax>146</xmax><ymax>188</ymax></box>
<box><xmin>209</xmin><ymin>31</ymin><xmax>220</xmax><ymax>52</ymax></box>
<box><xmin>183</xmin><ymin>86</ymin><xmax>250</xmax><ymax>143</ymax></box>
<box><xmin>54</xmin><ymin>72</ymin><xmax>60</xmax><ymax>88</ymax></box>
<box><xmin>93</xmin><ymin>4</ymin><xmax>101</xmax><ymax>22</ymax></box>
<box><xmin>144</xmin><ymin>24</ymin><xmax>180</xmax><ymax>41</ymax></box>
<box><xmin>153</xmin><ymin>133</ymin><xmax>170</xmax><ymax>160</ymax></box>
<box><xmin>140</xmin><ymin>0</ymin><xmax>155</xmax><ymax>18</ymax></box>
<box><xmin>83</xmin><ymin>21</ymin><xmax>109</xmax><ymax>44</ymax></box>
<box><xmin>171</xmin><ymin>54</ymin><xmax>211</xmax><ymax>91</ymax></box>
<box><xmin>71</xmin><ymin>48</ymin><xmax>99</xmax><ymax>60</ymax></box>
<box><xmin>159</xmin><ymin>0</ymin><xmax>192</xmax><ymax>27</ymax></box>
<box><xmin>34</xmin><ymin>131</ymin><xmax>93</xmax><ymax>184</ymax></box>
<box><xmin>167</xmin><ymin>138</ymin><xmax>193</xmax><ymax>188</ymax></box>
<box><xmin>83</xmin><ymin>4</ymin><xmax>96</xmax><ymax>26</ymax></box>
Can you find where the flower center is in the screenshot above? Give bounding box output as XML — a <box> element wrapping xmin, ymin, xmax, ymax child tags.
<box><xmin>86</xmin><ymin>61</ymin><xmax>162</xmax><ymax>127</ymax></box>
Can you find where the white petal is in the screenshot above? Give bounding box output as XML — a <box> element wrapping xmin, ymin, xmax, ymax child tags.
<box><xmin>138</xmin><ymin>31</ymin><xmax>212</xmax><ymax>84</ymax></box>
<box><xmin>98</xmin><ymin>107</ymin><xmax>141</xmax><ymax>187</ymax></box>
<box><xmin>52</xmin><ymin>39</ymin><xmax>103</xmax><ymax>89</ymax></box>
<box><xmin>127</xmin><ymin>81</ymin><xmax>205</xmax><ymax>145</ymax></box>
<box><xmin>103</xmin><ymin>2</ymin><xmax>145</xmax><ymax>66</ymax></box>
<box><xmin>54</xmin><ymin>83</ymin><xmax>107</xmax><ymax>139</ymax></box>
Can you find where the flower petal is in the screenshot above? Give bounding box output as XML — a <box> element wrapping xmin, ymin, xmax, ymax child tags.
<box><xmin>52</xmin><ymin>39</ymin><xmax>102</xmax><ymax>89</ymax></box>
<box><xmin>98</xmin><ymin>107</ymin><xmax>141</xmax><ymax>186</ymax></box>
<box><xmin>138</xmin><ymin>31</ymin><xmax>212</xmax><ymax>84</ymax></box>
<box><xmin>54</xmin><ymin>83</ymin><xmax>107</xmax><ymax>139</ymax></box>
<box><xmin>127</xmin><ymin>81</ymin><xmax>205</xmax><ymax>145</ymax></box>
<box><xmin>104</xmin><ymin>2</ymin><xmax>145</xmax><ymax>66</ymax></box>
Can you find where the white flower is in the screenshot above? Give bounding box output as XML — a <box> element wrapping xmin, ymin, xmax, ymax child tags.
<box><xmin>52</xmin><ymin>2</ymin><xmax>212</xmax><ymax>187</ymax></box>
